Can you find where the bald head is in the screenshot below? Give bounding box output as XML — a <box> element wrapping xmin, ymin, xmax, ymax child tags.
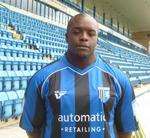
<box><xmin>67</xmin><ymin>13</ymin><xmax>99</xmax><ymax>33</ymax></box>
<box><xmin>65</xmin><ymin>13</ymin><xmax>99</xmax><ymax>62</ymax></box>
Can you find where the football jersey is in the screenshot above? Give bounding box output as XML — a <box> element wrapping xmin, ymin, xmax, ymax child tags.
<box><xmin>20</xmin><ymin>55</ymin><xmax>138</xmax><ymax>138</ymax></box>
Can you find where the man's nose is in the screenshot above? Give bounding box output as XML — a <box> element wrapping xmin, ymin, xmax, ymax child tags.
<box><xmin>80</xmin><ymin>32</ymin><xmax>88</xmax><ymax>41</ymax></box>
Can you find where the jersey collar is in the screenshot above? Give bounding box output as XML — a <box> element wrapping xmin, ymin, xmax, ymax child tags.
<box><xmin>62</xmin><ymin>55</ymin><xmax>99</xmax><ymax>75</ymax></box>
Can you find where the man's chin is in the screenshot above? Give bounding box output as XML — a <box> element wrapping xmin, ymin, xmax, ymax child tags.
<box><xmin>76</xmin><ymin>52</ymin><xmax>89</xmax><ymax>59</ymax></box>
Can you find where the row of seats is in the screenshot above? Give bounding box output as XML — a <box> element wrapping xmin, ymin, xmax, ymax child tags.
<box><xmin>0</xmin><ymin>28</ymin><xmax>12</xmax><ymax>38</ymax></box>
<box><xmin>0</xmin><ymin>6</ymin><xmax>69</xmax><ymax>121</ymax></box>
<box><xmin>99</xmin><ymin>39</ymin><xmax>150</xmax><ymax>65</ymax></box>
<box><xmin>0</xmin><ymin>7</ymin><xmax>65</xmax><ymax>33</ymax></box>
<box><xmin>97</xmin><ymin>39</ymin><xmax>150</xmax><ymax>86</ymax></box>
<box><xmin>0</xmin><ymin>90</ymin><xmax>25</xmax><ymax>121</ymax></box>
<box><xmin>0</xmin><ymin>76</ymin><xmax>28</xmax><ymax>92</ymax></box>
<box><xmin>0</xmin><ymin>60</ymin><xmax>43</xmax><ymax>69</ymax></box>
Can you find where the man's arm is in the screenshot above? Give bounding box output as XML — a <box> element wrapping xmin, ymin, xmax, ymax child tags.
<box><xmin>113</xmin><ymin>68</ymin><xmax>138</xmax><ymax>137</ymax></box>
<box><xmin>19</xmin><ymin>75</ymin><xmax>45</xmax><ymax>137</ymax></box>
<box><xmin>117</xmin><ymin>132</ymin><xmax>133</xmax><ymax>138</ymax></box>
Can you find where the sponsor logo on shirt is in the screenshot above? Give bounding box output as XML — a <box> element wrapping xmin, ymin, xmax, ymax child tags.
<box><xmin>54</xmin><ymin>90</ymin><xmax>67</xmax><ymax>99</ymax></box>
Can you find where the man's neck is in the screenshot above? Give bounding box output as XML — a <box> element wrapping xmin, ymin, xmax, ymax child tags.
<box><xmin>66</xmin><ymin>52</ymin><xmax>96</xmax><ymax>69</ymax></box>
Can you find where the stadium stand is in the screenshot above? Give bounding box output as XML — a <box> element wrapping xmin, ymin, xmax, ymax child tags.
<box><xmin>0</xmin><ymin>0</ymin><xmax>150</xmax><ymax>137</ymax></box>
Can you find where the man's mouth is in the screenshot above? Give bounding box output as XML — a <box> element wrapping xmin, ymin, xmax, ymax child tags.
<box><xmin>76</xmin><ymin>45</ymin><xmax>89</xmax><ymax>50</ymax></box>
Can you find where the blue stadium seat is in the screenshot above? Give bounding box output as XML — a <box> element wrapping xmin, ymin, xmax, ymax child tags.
<box><xmin>3</xmin><ymin>77</ymin><xmax>12</xmax><ymax>92</ymax></box>
<box><xmin>11</xmin><ymin>50</ymin><xmax>18</xmax><ymax>58</ymax></box>
<box><xmin>0</xmin><ymin>70</ymin><xmax>8</xmax><ymax>78</ymax></box>
<box><xmin>11</xmin><ymin>61</ymin><xmax>18</xmax><ymax>71</ymax></box>
<box><xmin>130</xmin><ymin>77</ymin><xmax>140</xmax><ymax>86</ymax></box>
<box><xmin>0</xmin><ymin>77</ymin><xmax>3</xmax><ymax>92</ymax></box>
<box><xmin>5</xmin><ymin>49</ymin><xmax>15</xmax><ymax>61</ymax></box>
<box><xmin>14</xmin><ymin>90</ymin><xmax>25</xmax><ymax>117</ymax></box>
<box><xmin>139</xmin><ymin>76</ymin><xmax>150</xmax><ymax>84</ymax></box>
<box><xmin>0</xmin><ymin>60</ymin><xmax>4</xmax><ymax>70</ymax></box>
<box><xmin>12</xmin><ymin>61</ymin><xmax>24</xmax><ymax>77</ymax></box>
<box><xmin>2</xmin><ymin>99</ymin><xmax>14</xmax><ymax>121</ymax></box>
<box><xmin>4</xmin><ymin>61</ymin><xmax>11</xmax><ymax>71</ymax></box>
<box><xmin>6</xmin><ymin>91</ymin><xmax>18</xmax><ymax>119</ymax></box>
<box><xmin>0</xmin><ymin>48</ymin><xmax>5</xmax><ymax>57</ymax></box>
<box><xmin>2</xmin><ymin>30</ymin><xmax>12</xmax><ymax>38</ymax></box>
<box><xmin>16</xmin><ymin>41</ymin><xmax>23</xmax><ymax>48</ymax></box>
<box><xmin>0</xmin><ymin>38</ymin><xmax>6</xmax><ymax>47</ymax></box>
<box><xmin>28</xmin><ymin>52</ymin><xmax>34</xmax><ymax>59</ymax></box>
<box><xmin>18</xmin><ymin>61</ymin><xmax>25</xmax><ymax>71</ymax></box>
<box><xmin>36</xmin><ymin>63</ymin><xmax>42</xmax><ymax>70</ymax></box>
<box><xmin>0</xmin><ymin>101</ymin><xmax>2</xmax><ymax>120</ymax></box>
<box><xmin>12</xmin><ymin>77</ymin><xmax>20</xmax><ymax>90</ymax></box>
<box><xmin>16</xmin><ymin>90</ymin><xmax>25</xmax><ymax>99</ymax></box>
<box><xmin>0</xmin><ymin>92</ymin><xmax>13</xmax><ymax>120</ymax></box>
<box><xmin>33</xmin><ymin>52</ymin><xmax>38</xmax><ymax>60</ymax></box>
<box><xmin>20</xmin><ymin>77</ymin><xmax>28</xmax><ymax>90</ymax></box>
<box><xmin>22</xmin><ymin>51</ymin><xmax>29</xmax><ymax>62</ymax></box>
<box><xmin>13</xmin><ymin>98</ymin><xmax>23</xmax><ymax>118</ymax></box>
<box><xmin>17</xmin><ymin>51</ymin><xmax>24</xmax><ymax>60</ymax></box>
<box><xmin>7</xmin><ymin>70</ymin><xmax>16</xmax><ymax>77</ymax></box>
<box><xmin>31</xmin><ymin>62</ymin><xmax>37</xmax><ymax>71</ymax></box>
<box><xmin>5</xmin><ymin>39</ymin><xmax>12</xmax><ymax>47</ymax></box>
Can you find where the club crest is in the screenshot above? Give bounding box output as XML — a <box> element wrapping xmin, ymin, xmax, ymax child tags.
<box><xmin>98</xmin><ymin>87</ymin><xmax>110</xmax><ymax>103</ymax></box>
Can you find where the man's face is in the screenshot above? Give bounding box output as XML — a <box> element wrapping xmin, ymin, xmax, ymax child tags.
<box><xmin>66</xmin><ymin>16</ymin><xmax>98</xmax><ymax>59</ymax></box>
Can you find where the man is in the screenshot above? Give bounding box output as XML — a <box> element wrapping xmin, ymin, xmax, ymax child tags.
<box><xmin>20</xmin><ymin>13</ymin><xmax>138</xmax><ymax>138</ymax></box>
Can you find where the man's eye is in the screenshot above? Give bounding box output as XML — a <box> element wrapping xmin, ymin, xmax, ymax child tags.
<box><xmin>89</xmin><ymin>32</ymin><xmax>96</xmax><ymax>36</ymax></box>
<box><xmin>73</xmin><ymin>31</ymin><xmax>80</xmax><ymax>34</ymax></box>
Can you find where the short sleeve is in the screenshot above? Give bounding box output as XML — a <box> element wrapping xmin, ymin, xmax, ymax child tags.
<box><xmin>19</xmin><ymin>76</ymin><xmax>45</xmax><ymax>133</ymax></box>
<box><xmin>114</xmin><ymin>73</ymin><xmax>138</xmax><ymax>133</ymax></box>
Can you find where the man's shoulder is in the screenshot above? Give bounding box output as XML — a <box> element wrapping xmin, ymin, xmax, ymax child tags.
<box><xmin>29</xmin><ymin>58</ymin><xmax>65</xmax><ymax>84</ymax></box>
<box><xmin>97</xmin><ymin>57</ymin><xmax>129</xmax><ymax>86</ymax></box>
